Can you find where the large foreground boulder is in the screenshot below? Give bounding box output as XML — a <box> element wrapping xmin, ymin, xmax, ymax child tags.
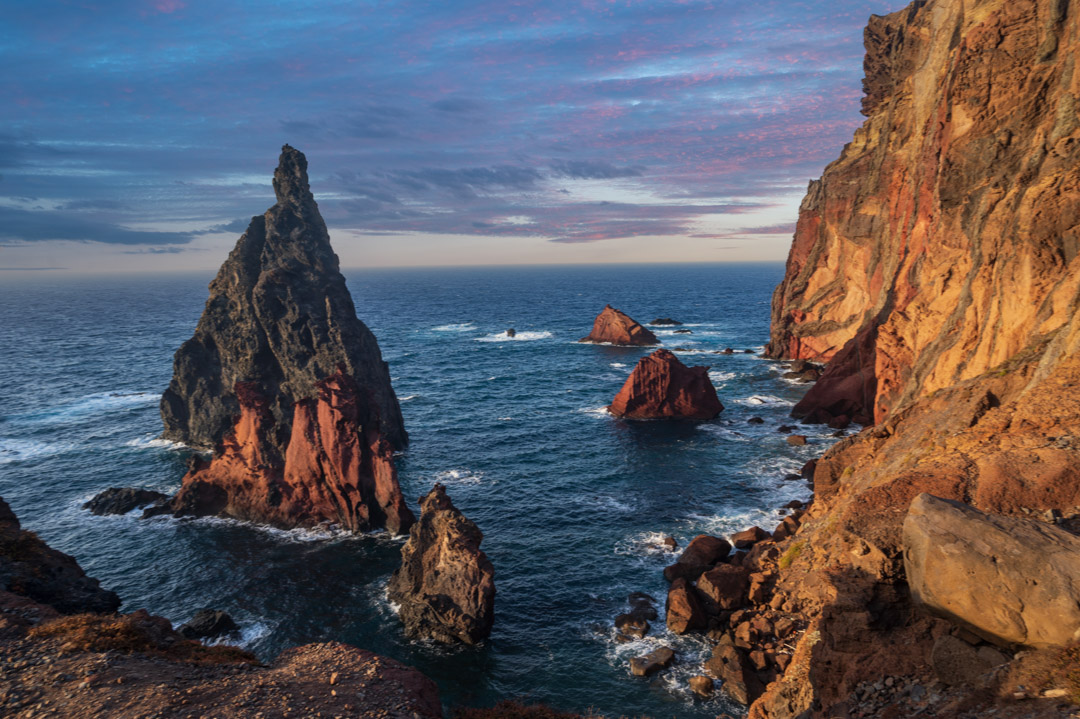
<box><xmin>154</xmin><ymin>146</ymin><xmax>413</xmax><ymax>535</ymax></box>
<box><xmin>903</xmin><ymin>494</ymin><xmax>1080</xmax><ymax>648</ymax></box>
<box><xmin>388</xmin><ymin>484</ymin><xmax>495</xmax><ymax>644</ymax></box>
<box><xmin>580</xmin><ymin>305</ymin><xmax>659</xmax><ymax>346</ymax></box>
<box><xmin>609</xmin><ymin>349</ymin><xmax>724</xmax><ymax>419</ymax></box>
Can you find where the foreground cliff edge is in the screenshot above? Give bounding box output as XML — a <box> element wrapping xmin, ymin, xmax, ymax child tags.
<box><xmin>739</xmin><ymin>0</ymin><xmax>1080</xmax><ymax>716</ymax></box>
<box><xmin>0</xmin><ymin>496</ymin><xmax>443</xmax><ymax>718</ymax></box>
<box><xmin>150</xmin><ymin>145</ymin><xmax>414</xmax><ymax>535</ymax></box>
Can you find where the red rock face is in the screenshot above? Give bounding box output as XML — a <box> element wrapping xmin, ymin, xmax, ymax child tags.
<box><xmin>580</xmin><ymin>305</ymin><xmax>659</xmax><ymax>346</ymax></box>
<box><xmin>169</xmin><ymin>371</ymin><xmax>415</xmax><ymax>535</ymax></box>
<box><xmin>766</xmin><ymin>0</ymin><xmax>1080</xmax><ymax>425</ymax></box>
<box><xmin>609</xmin><ymin>349</ymin><xmax>724</xmax><ymax>420</ymax></box>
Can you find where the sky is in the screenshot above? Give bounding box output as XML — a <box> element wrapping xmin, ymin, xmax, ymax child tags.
<box><xmin>0</xmin><ymin>0</ymin><xmax>901</xmax><ymax>272</ymax></box>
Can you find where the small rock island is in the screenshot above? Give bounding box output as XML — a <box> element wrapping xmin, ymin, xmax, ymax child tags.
<box><xmin>609</xmin><ymin>349</ymin><xmax>724</xmax><ymax>419</ymax></box>
<box><xmin>580</xmin><ymin>305</ymin><xmax>660</xmax><ymax>346</ymax></box>
<box><xmin>388</xmin><ymin>484</ymin><xmax>495</xmax><ymax>644</ymax></box>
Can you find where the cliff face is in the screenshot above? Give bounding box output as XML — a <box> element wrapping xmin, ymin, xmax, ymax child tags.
<box><xmin>766</xmin><ymin>0</ymin><xmax>1080</xmax><ymax>424</ymax></box>
<box><xmin>161</xmin><ymin>145</ymin><xmax>406</xmax><ymax>451</ymax></box>
<box><xmin>746</xmin><ymin>1</ymin><xmax>1080</xmax><ymax>715</ymax></box>
<box><xmin>158</xmin><ymin>146</ymin><xmax>413</xmax><ymax>534</ymax></box>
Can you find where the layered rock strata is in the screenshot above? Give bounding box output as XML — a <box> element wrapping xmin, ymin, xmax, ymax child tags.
<box><xmin>765</xmin><ymin>0</ymin><xmax>1080</xmax><ymax>426</ymax></box>
<box><xmin>609</xmin><ymin>349</ymin><xmax>724</xmax><ymax>419</ymax></box>
<box><xmin>155</xmin><ymin>146</ymin><xmax>413</xmax><ymax>534</ymax></box>
<box><xmin>580</xmin><ymin>305</ymin><xmax>659</xmax><ymax>346</ymax></box>
<box><xmin>388</xmin><ymin>484</ymin><xmax>495</xmax><ymax>644</ymax></box>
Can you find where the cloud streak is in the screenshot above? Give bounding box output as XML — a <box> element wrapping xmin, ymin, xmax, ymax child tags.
<box><xmin>0</xmin><ymin>0</ymin><xmax>901</xmax><ymax>259</ymax></box>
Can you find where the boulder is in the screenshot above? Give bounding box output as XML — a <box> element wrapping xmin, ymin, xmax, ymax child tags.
<box><xmin>786</xmin><ymin>435</ymin><xmax>807</xmax><ymax>446</ymax></box>
<box><xmin>731</xmin><ymin>526</ymin><xmax>770</xmax><ymax>549</ymax></box>
<box><xmin>615</xmin><ymin>614</ymin><xmax>649</xmax><ymax>639</ymax></box>
<box><xmin>666</xmin><ymin>578</ymin><xmax>707</xmax><ymax>634</ymax></box>
<box><xmin>0</xmin><ymin>496</ymin><xmax>120</xmax><ymax>614</ymax></box>
<box><xmin>697</xmin><ymin>565</ymin><xmax>750</xmax><ymax>610</ymax></box>
<box><xmin>649</xmin><ymin>318</ymin><xmax>683</xmax><ymax>326</ymax></box>
<box><xmin>387</xmin><ymin>484</ymin><xmax>495</xmax><ymax>644</ymax></box>
<box><xmin>83</xmin><ymin>487</ymin><xmax>168</xmax><ymax>516</ymax></box>
<box><xmin>629</xmin><ymin>646</ymin><xmax>675</xmax><ymax>676</ymax></box>
<box><xmin>748</xmin><ymin>417</ymin><xmax>765</xmax><ymax>424</ymax></box>
<box><xmin>156</xmin><ymin>146</ymin><xmax>413</xmax><ymax>535</ymax></box>
<box><xmin>704</xmin><ymin>644</ymin><xmax>765</xmax><ymax>705</ymax></box>
<box><xmin>677</xmin><ymin>535</ymin><xmax>732</xmax><ymax>568</ymax></box>
<box><xmin>609</xmin><ymin>350</ymin><xmax>724</xmax><ymax>420</ymax></box>
<box><xmin>580</xmin><ymin>305</ymin><xmax>659</xmax><ymax>346</ymax></box>
<box><xmin>673</xmin><ymin>329</ymin><xmax>693</xmax><ymax>334</ymax></box>
<box><xmin>506</xmin><ymin>328</ymin><xmax>516</xmax><ymax>338</ymax></box>
<box><xmin>688</xmin><ymin>675</ymin><xmax>714</xmax><ymax>697</ymax></box>
<box><xmin>904</xmin><ymin>493</ymin><xmax>1080</xmax><ymax>648</ymax></box>
<box><xmin>177</xmin><ymin>609</ymin><xmax>239</xmax><ymax>640</ymax></box>
<box><xmin>627</xmin><ymin>592</ymin><xmax>659</xmax><ymax>620</ymax></box>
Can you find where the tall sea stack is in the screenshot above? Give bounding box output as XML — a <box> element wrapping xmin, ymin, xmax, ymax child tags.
<box><xmin>157</xmin><ymin>145</ymin><xmax>414</xmax><ymax>534</ymax></box>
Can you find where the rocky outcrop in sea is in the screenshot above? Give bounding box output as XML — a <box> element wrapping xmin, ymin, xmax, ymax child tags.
<box><xmin>579</xmin><ymin>305</ymin><xmax>659</xmax><ymax>346</ymax></box>
<box><xmin>388</xmin><ymin>484</ymin><xmax>495</xmax><ymax>644</ymax></box>
<box><xmin>152</xmin><ymin>146</ymin><xmax>414</xmax><ymax>535</ymax></box>
<box><xmin>609</xmin><ymin>349</ymin><xmax>723</xmax><ymax>419</ymax></box>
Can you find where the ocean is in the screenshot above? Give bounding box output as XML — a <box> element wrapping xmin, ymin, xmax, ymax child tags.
<box><xmin>0</xmin><ymin>263</ymin><xmax>833</xmax><ymax>718</ymax></box>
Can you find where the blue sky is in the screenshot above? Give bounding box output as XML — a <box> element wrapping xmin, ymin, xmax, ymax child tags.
<box><xmin>0</xmin><ymin>0</ymin><xmax>900</xmax><ymax>271</ymax></box>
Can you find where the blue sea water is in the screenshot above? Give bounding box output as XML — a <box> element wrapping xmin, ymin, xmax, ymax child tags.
<box><xmin>0</xmin><ymin>263</ymin><xmax>833</xmax><ymax>718</ymax></box>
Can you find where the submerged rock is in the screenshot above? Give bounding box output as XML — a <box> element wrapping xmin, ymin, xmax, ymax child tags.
<box><xmin>83</xmin><ymin>487</ymin><xmax>168</xmax><ymax>516</ymax></box>
<box><xmin>388</xmin><ymin>484</ymin><xmax>495</xmax><ymax>644</ymax></box>
<box><xmin>178</xmin><ymin>609</ymin><xmax>239</xmax><ymax>640</ymax></box>
<box><xmin>609</xmin><ymin>349</ymin><xmax>724</xmax><ymax>420</ymax></box>
<box><xmin>649</xmin><ymin>317</ymin><xmax>683</xmax><ymax>326</ymax></box>
<box><xmin>904</xmin><ymin>494</ymin><xmax>1080</xmax><ymax>648</ymax></box>
<box><xmin>155</xmin><ymin>146</ymin><xmax>413</xmax><ymax>535</ymax></box>
<box><xmin>580</xmin><ymin>305</ymin><xmax>659</xmax><ymax>346</ymax></box>
<box><xmin>630</xmin><ymin>646</ymin><xmax>676</xmax><ymax>676</ymax></box>
<box><xmin>0</xmin><ymin>496</ymin><xmax>120</xmax><ymax>614</ymax></box>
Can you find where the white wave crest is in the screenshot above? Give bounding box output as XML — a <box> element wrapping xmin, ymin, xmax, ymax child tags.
<box><xmin>398</xmin><ymin>394</ymin><xmax>419</xmax><ymax>402</ymax></box>
<box><xmin>475</xmin><ymin>330</ymin><xmax>553</xmax><ymax>342</ymax></box>
<box><xmin>432</xmin><ymin>468</ymin><xmax>487</xmax><ymax>486</ymax></box>
<box><xmin>125</xmin><ymin>434</ymin><xmax>188</xmax><ymax>451</ymax></box>
<box><xmin>17</xmin><ymin>392</ymin><xmax>158</xmax><ymax>425</ymax></box>
<box><xmin>0</xmin><ymin>437</ymin><xmax>78</xmax><ymax>465</ymax></box>
<box><xmin>735</xmin><ymin>394</ymin><xmax>795</xmax><ymax>407</ymax></box>
<box><xmin>577</xmin><ymin>406</ymin><xmax>612</xmax><ymax>417</ymax></box>
<box><xmin>708</xmin><ymin>370</ymin><xmax>736</xmax><ymax>383</ymax></box>
<box><xmin>432</xmin><ymin>323</ymin><xmax>476</xmax><ymax>332</ymax></box>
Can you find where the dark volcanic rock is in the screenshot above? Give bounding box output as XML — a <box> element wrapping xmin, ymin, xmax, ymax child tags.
<box><xmin>580</xmin><ymin>305</ymin><xmax>659</xmax><ymax>346</ymax></box>
<box><xmin>609</xmin><ymin>349</ymin><xmax>724</xmax><ymax>420</ymax></box>
<box><xmin>650</xmin><ymin>317</ymin><xmax>683</xmax><ymax>326</ymax></box>
<box><xmin>0</xmin><ymin>496</ymin><xmax>120</xmax><ymax>614</ymax></box>
<box><xmin>705</xmin><ymin>644</ymin><xmax>765</xmax><ymax>705</ymax></box>
<box><xmin>156</xmin><ymin>147</ymin><xmax>413</xmax><ymax>535</ymax></box>
<box><xmin>178</xmin><ymin>609</ymin><xmax>239</xmax><ymax>640</ymax></box>
<box><xmin>160</xmin><ymin>144</ymin><xmax>406</xmax><ymax>452</ymax></box>
<box><xmin>666</xmin><ymin>578</ymin><xmax>707</xmax><ymax>634</ymax></box>
<box><xmin>83</xmin><ymin>487</ymin><xmax>168</xmax><ymax>516</ymax></box>
<box><xmin>630</xmin><ymin>646</ymin><xmax>676</xmax><ymax>676</ymax></box>
<box><xmin>388</xmin><ymin>484</ymin><xmax>495</xmax><ymax>644</ymax></box>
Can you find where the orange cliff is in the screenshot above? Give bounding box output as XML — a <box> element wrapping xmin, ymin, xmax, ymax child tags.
<box><xmin>765</xmin><ymin>0</ymin><xmax>1080</xmax><ymax>425</ymax></box>
<box><xmin>609</xmin><ymin>349</ymin><xmax>724</xmax><ymax>419</ymax></box>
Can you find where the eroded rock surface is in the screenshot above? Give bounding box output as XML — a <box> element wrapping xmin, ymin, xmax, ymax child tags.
<box><xmin>388</xmin><ymin>484</ymin><xmax>495</xmax><ymax>644</ymax></box>
<box><xmin>766</xmin><ymin>0</ymin><xmax>1080</xmax><ymax>426</ymax></box>
<box><xmin>580</xmin><ymin>305</ymin><xmax>659</xmax><ymax>346</ymax></box>
<box><xmin>155</xmin><ymin>147</ymin><xmax>413</xmax><ymax>534</ymax></box>
<box><xmin>609</xmin><ymin>349</ymin><xmax>724</xmax><ymax>420</ymax></box>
